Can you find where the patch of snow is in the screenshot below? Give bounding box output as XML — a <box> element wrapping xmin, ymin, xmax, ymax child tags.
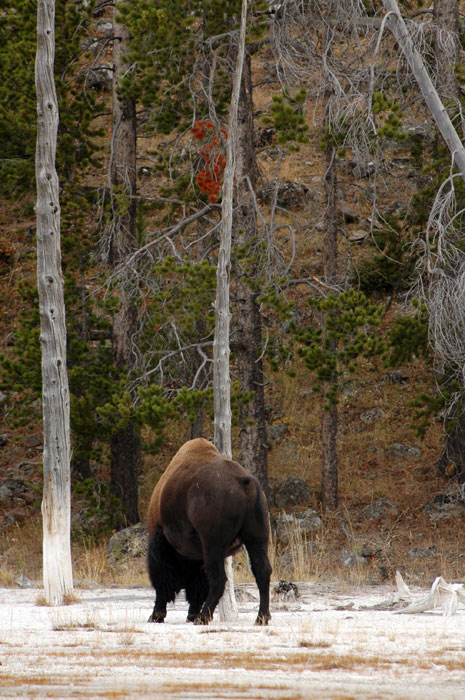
<box><xmin>0</xmin><ymin>581</ymin><xmax>464</xmax><ymax>698</ymax></box>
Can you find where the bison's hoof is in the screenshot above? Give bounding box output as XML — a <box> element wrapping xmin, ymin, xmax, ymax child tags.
<box><xmin>193</xmin><ymin>616</ymin><xmax>210</xmax><ymax>625</ymax></box>
<box><xmin>148</xmin><ymin>614</ymin><xmax>165</xmax><ymax>623</ymax></box>
<box><xmin>254</xmin><ymin>614</ymin><xmax>270</xmax><ymax>626</ymax></box>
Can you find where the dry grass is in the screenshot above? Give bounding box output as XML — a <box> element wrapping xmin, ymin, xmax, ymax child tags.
<box><xmin>264</xmin><ymin>356</ymin><xmax>465</xmax><ymax>587</ymax></box>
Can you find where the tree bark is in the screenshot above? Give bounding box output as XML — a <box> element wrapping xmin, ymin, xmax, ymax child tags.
<box><xmin>232</xmin><ymin>52</ymin><xmax>271</xmax><ymax>503</ymax></box>
<box><xmin>321</xmin><ymin>143</ymin><xmax>339</xmax><ymax>510</ymax></box>
<box><xmin>108</xmin><ymin>0</ymin><xmax>140</xmax><ymax>525</ymax></box>
<box><xmin>35</xmin><ymin>0</ymin><xmax>73</xmax><ymax>604</ymax></box>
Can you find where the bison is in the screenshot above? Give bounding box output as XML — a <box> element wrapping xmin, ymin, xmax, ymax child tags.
<box><xmin>147</xmin><ymin>438</ymin><xmax>272</xmax><ymax>625</ymax></box>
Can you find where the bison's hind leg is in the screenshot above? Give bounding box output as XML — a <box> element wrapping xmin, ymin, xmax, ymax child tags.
<box><xmin>147</xmin><ymin>526</ymin><xmax>182</xmax><ymax>623</ymax></box>
<box><xmin>244</xmin><ymin>542</ymin><xmax>272</xmax><ymax>626</ymax></box>
<box><xmin>185</xmin><ymin>561</ymin><xmax>208</xmax><ymax>622</ymax></box>
<box><xmin>196</xmin><ymin>550</ymin><xmax>227</xmax><ymax>624</ymax></box>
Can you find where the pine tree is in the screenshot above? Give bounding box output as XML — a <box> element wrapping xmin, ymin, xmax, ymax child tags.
<box><xmin>0</xmin><ymin>0</ymin><xmax>98</xmax><ymax>196</ymax></box>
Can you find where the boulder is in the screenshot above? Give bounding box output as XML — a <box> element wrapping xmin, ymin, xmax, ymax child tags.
<box><xmin>423</xmin><ymin>493</ymin><xmax>464</xmax><ymax>521</ymax></box>
<box><xmin>338</xmin><ymin>550</ymin><xmax>367</xmax><ymax>568</ymax></box>
<box><xmin>385</xmin><ymin>370</ymin><xmax>409</xmax><ymax>384</ymax></box>
<box><xmin>266</xmin><ymin>423</ymin><xmax>287</xmax><ymax>444</ymax></box>
<box><xmin>0</xmin><ymin>478</ymin><xmax>27</xmax><ymax>503</ymax></box>
<box><xmin>388</xmin><ymin>443</ymin><xmax>421</xmax><ymax>460</ymax></box>
<box><xmin>361</xmin><ymin>498</ymin><xmax>398</xmax><ymax>521</ymax></box>
<box><xmin>257</xmin><ymin>180</ymin><xmax>312</xmax><ymax>209</ymax></box>
<box><xmin>107</xmin><ymin>523</ymin><xmax>148</xmax><ymax>566</ymax></box>
<box><xmin>408</xmin><ymin>545</ymin><xmax>438</xmax><ymax>559</ymax></box>
<box><xmin>360</xmin><ymin>407</ymin><xmax>385</xmax><ymax>425</ymax></box>
<box><xmin>274</xmin><ymin>476</ymin><xmax>313</xmax><ymax>509</ymax></box>
<box><xmin>24</xmin><ymin>435</ymin><xmax>42</xmax><ymax>448</ymax></box>
<box><xmin>86</xmin><ymin>63</ymin><xmax>113</xmax><ymax>91</ymax></box>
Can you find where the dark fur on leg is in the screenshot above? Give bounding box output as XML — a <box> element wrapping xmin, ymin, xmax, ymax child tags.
<box><xmin>148</xmin><ymin>526</ymin><xmax>209</xmax><ymax>623</ymax></box>
<box><xmin>147</xmin><ymin>527</ymin><xmax>182</xmax><ymax>622</ymax></box>
<box><xmin>185</xmin><ymin>564</ymin><xmax>209</xmax><ymax>622</ymax></box>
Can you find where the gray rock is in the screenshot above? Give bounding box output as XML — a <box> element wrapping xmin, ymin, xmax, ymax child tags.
<box><xmin>0</xmin><ymin>478</ymin><xmax>27</xmax><ymax>503</ymax></box>
<box><xmin>107</xmin><ymin>523</ymin><xmax>148</xmax><ymax>565</ymax></box>
<box><xmin>361</xmin><ymin>498</ymin><xmax>398</xmax><ymax>521</ymax></box>
<box><xmin>257</xmin><ymin>180</ymin><xmax>313</xmax><ymax>209</ymax></box>
<box><xmin>266</xmin><ymin>423</ymin><xmax>287</xmax><ymax>444</ymax></box>
<box><xmin>0</xmin><ymin>483</ymin><xmax>14</xmax><ymax>502</ymax></box>
<box><xmin>16</xmin><ymin>573</ymin><xmax>36</xmax><ymax>589</ymax></box>
<box><xmin>24</xmin><ymin>435</ymin><xmax>42</xmax><ymax>448</ymax></box>
<box><xmin>339</xmin><ymin>550</ymin><xmax>367</xmax><ymax>568</ymax></box>
<box><xmin>408</xmin><ymin>545</ymin><xmax>438</xmax><ymax>559</ymax></box>
<box><xmin>385</xmin><ymin>370</ymin><xmax>409</xmax><ymax>384</ymax></box>
<box><xmin>1</xmin><ymin>507</ymin><xmax>28</xmax><ymax>529</ymax></box>
<box><xmin>0</xmin><ymin>391</ymin><xmax>8</xmax><ymax>407</ymax></box>
<box><xmin>86</xmin><ymin>63</ymin><xmax>113</xmax><ymax>91</ymax></box>
<box><xmin>96</xmin><ymin>20</ymin><xmax>113</xmax><ymax>37</ymax></box>
<box><xmin>274</xmin><ymin>476</ymin><xmax>313</xmax><ymax>509</ymax></box>
<box><xmin>275</xmin><ymin>509</ymin><xmax>322</xmax><ymax>543</ymax></box>
<box><xmin>388</xmin><ymin>443</ymin><xmax>421</xmax><ymax>460</ymax></box>
<box><xmin>423</xmin><ymin>499</ymin><xmax>464</xmax><ymax>521</ymax></box>
<box><xmin>339</xmin><ymin>202</ymin><xmax>359</xmax><ymax>223</ymax></box>
<box><xmin>0</xmin><ymin>433</ymin><xmax>9</xmax><ymax>447</ymax></box>
<box><xmin>341</xmin><ymin>381</ymin><xmax>360</xmax><ymax>399</ymax></box>
<box><xmin>348</xmin><ymin>230</ymin><xmax>369</xmax><ymax>243</ymax></box>
<box><xmin>360</xmin><ymin>407</ymin><xmax>385</xmax><ymax>425</ymax></box>
<box><xmin>351</xmin><ymin>159</ymin><xmax>377</xmax><ymax>179</ymax></box>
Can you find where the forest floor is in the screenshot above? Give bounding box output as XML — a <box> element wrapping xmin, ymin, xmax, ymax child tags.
<box><xmin>0</xmin><ymin>582</ymin><xmax>464</xmax><ymax>699</ymax></box>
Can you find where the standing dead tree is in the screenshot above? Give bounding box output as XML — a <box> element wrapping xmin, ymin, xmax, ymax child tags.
<box><xmin>35</xmin><ymin>0</ymin><xmax>73</xmax><ymax>604</ymax></box>
<box><xmin>382</xmin><ymin>0</ymin><xmax>465</xmax><ymax>180</ymax></box>
<box><xmin>380</xmin><ymin>0</ymin><xmax>465</xmax><ymax>478</ymax></box>
<box><xmin>214</xmin><ymin>0</ymin><xmax>249</xmax><ymax>625</ymax></box>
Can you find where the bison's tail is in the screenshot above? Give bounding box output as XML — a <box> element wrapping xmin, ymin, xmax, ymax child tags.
<box><xmin>237</xmin><ymin>474</ymin><xmax>269</xmax><ymax>526</ymax></box>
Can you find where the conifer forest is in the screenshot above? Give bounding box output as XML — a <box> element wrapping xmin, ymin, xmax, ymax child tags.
<box><xmin>1</xmin><ymin>0</ymin><xmax>465</xmax><ymax>588</ymax></box>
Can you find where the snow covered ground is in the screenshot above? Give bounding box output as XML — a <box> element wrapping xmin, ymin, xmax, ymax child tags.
<box><xmin>0</xmin><ymin>581</ymin><xmax>464</xmax><ymax>699</ymax></box>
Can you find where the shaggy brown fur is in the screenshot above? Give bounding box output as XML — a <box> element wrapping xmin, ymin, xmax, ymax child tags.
<box><xmin>147</xmin><ymin>438</ymin><xmax>271</xmax><ymax>625</ymax></box>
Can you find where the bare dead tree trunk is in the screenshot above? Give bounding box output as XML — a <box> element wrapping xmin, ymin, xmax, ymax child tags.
<box><xmin>321</xmin><ymin>142</ymin><xmax>339</xmax><ymax>510</ymax></box>
<box><xmin>433</xmin><ymin>0</ymin><xmax>460</xmax><ymax>103</ymax></box>
<box><xmin>36</xmin><ymin>0</ymin><xmax>73</xmax><ymax>604</ymax></box>
<box><xmin>382</xmin><ymin>0</ymin><xmax>465</xmax><ymax>183</ymax></box>
<box><xmin>233</xmin><ymin>51</ymin><xmax>271</xmax><ymax>503</ymax></box>
<box><xmin>432</xmin><ymin>0</ymin><xmax>463</xmax><ymax>478</ymax></box>
<box><xmin>214</xmin><ymin>0</ymin><xmax>249</xmax><ymax>624</ymax></box>
<box><xmin>108</xmin><ymin>0</ymin><xmax>140</xmax><ymax>525</ymax></box>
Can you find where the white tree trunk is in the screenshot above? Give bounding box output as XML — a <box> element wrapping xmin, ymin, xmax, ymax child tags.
<box><xmin>214</xmin><ymin>0</ymin><xmax>248</xmax><ymax>623</ymax></box>
<box><xmin>35</xmin><ymin>0</ymin><xmax>73</xmax><ymax>605</ymax></box>
<box><xmin>382</xmin><ymin>0</ymin><xmax>465</xmax><ymax>183</ymax></box>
